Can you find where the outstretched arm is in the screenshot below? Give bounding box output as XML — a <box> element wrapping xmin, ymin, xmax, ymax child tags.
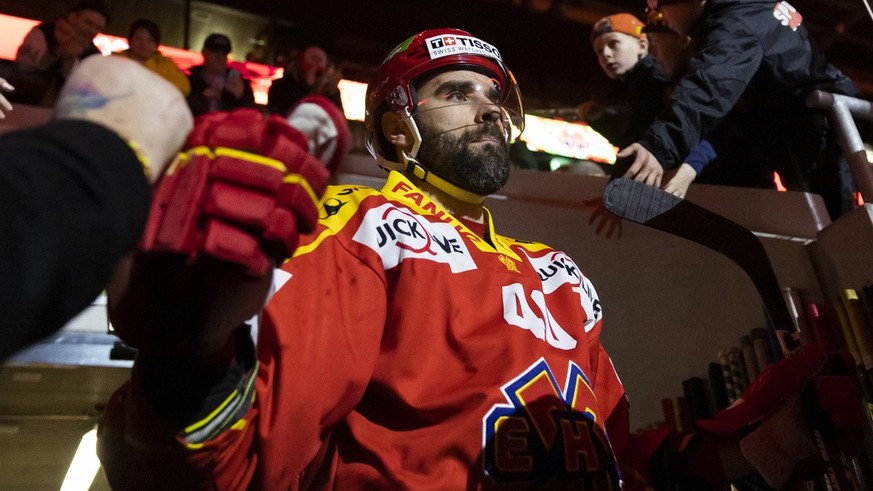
<box><xmin>0</xmin><ymin>56</ymin><xmax>192</xmax><ymax>362</ymax></box>
<box><xmin>98</xmin><ymin>101</ymin><xmax>350</xmax><ymax>490</ymax></box>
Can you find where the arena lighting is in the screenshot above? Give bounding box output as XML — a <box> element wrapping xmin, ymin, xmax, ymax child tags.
<box><xmin>59</xmin><ymin>428</ymin><xmax>100</xmax><ymax>491</ymax></box>
<box><xmin>0</xmin><ymin>13</ymin><xmax>618</xmax><ymax>162</ymax></box>
<box><xmin>0</xmin><ymin>14</ymin><xmax>38</xmax><ymax>58</ymax></box>
<box><xmin>337</xmin><ymin>79</ymin><xmax>367</xmax><ymax>121</ymax></box>
<box><xmin>521</xmin><ymin>114</ymin><xmax>617</xmax><ymax>163</ymax></box>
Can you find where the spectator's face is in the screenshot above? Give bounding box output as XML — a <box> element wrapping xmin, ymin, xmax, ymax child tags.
<box><xmin>409</xmin><ymin>69</ymin><xmax>511</xmax><ymax>196</ymax></box>
<box><xmin>298</xmin><ymin>47</ymin><xmax>328</xmax><ymax>85</ymax></box>
<box><xmin>68</xmin><ymin>10</ymin><xmax>106</xmax><ymax>40</ymax></box>
<box><xmin>202</xmin><ymin>48</ymin><xmax>229</xmax><ymax>74</ymax></box>
<box><xmin>593</xmin><ymin>32</ymin><xmax>647</xmax><ymax>80</ymax></box>
<box><xmin>129</xmin><ymin>28</ymin><xmax>158</xmax><ymax>61</ymax></box>
<box><xmin>660</xmin><ymin>1</ymin><xmax>704</xmax><ymax>38</ymax></box>
<box><xmin>53</xmin><ymin>18</ymin><xmax>86</xmax><ymax>56</ymax></box>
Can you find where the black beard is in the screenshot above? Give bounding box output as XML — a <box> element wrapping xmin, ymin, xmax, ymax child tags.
<box><xmin>415</xmin><ymin>122</ymin><xmax>511</xmax><ymax>196</ymax></box>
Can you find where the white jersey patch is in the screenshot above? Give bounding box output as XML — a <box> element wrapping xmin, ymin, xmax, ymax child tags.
<box><xmin>527</xmin><ymin>251</ymin><xmax>583</xmax><ymax>294</ymax></box>
<box><xmin>424</xmin><ymin>34</ymin><xmax>502</xmax><ymax>62</ymax></box>
<box><xmin>353</xmin><ymin>203</ymin><xmax>477</xmax><ymax>273</ymax></box>
<box><xmin>526</xmin><ymin>251</ymin><xmax>602</xmax><ymax>332</ymax></box>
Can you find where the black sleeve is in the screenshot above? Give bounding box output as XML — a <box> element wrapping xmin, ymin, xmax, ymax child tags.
<box><xmin>0</xmin><ymin>120</ymin><xmax>150</xmax><ymax>360</ymax></box>
<box><xmin>639</xmin><ymin>7</ymin><xmax>763</xmax><ymax>169</ymax></box>
<box><xmin>185</xmin><ymin>69</ymin><xmax>211</xmax><ymax>117</ymax></box>
<box><xmin>621</xmin><ymin>57</ymin><xmax>674</xmax><ymax>148</ymax></box>
<box><xmin>223</xmin><ymin>79</ymin><xmax>256</xmax><ymax>111</ymax></box>
<box><xmin>136</xmin><ymin>325</ymin><xmax>257</xmax><ymax>442</ymax></box>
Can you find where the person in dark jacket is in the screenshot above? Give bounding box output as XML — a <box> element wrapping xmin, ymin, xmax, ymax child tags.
<box><xmin>619</xmin><ymin>0</ymin><xmax>860</xmax><ymax>218</ymax></box>
<box><xmin>0</xmin><ymin>56</ymin><xmax>193</xmax><ymax>362</ymax></box>
<box><xmin>581</xmin><ymin>13</ymin><xmax>715</xmax><ymax>197</ymax></box>
<box><xmin>645</xmin><ymin>10</ymin><xmax>778</xmax><ymax>191</ymax></box>
<box><xmin>186</xmin><ymin>33</ymin><xmax>255</xmax><ymax>116</ymax></box>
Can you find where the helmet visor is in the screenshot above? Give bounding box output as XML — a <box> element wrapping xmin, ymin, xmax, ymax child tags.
<box><xmin>409</xmin><ymin>69</ymin><xmax>525</xmax><ymax>143</ymax></box>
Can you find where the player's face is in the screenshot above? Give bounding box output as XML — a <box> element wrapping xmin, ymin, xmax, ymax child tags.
<box><xmin>129</xmin><ymin>28</ymin><xmax>158</xmax><ymax>61</ymax></box>
<box><xmin>593</xmin><ymin>32</ymin><xmax>647</xmax><ymax>80</ymax></box>
<box><xmin>411</xmin><ymin>69</ymin><xmax>511</xmax><ymax>196</ymax></box>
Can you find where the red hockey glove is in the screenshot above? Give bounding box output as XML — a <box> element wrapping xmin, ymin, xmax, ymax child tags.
<box><xmin>140</xmin><ymin>108</ymin><xmax>330</xmax><ymax>275</ymax></box>
<box><xmin>695</xmin><ymin>341</ymin><xmax>829</xmax><ymax>437</ymax></box>
<box><xmin>695</xmin><ymin>341</ymin><xmax>866</xmax><ymax>488</ymax></box>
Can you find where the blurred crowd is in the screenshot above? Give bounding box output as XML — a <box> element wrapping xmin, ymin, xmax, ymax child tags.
<box><xmin>2</xmin><ymin>0</ymin><xmax>869</xmax><ymax>218</ymax></box>
<box><xmin>4</xmin><ymin>0</ymin><xmax>346</xmax><ymax>121</ymax></box>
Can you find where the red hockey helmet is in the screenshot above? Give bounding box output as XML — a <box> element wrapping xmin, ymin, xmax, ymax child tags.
<box><xmin>364</xmin><ymin>28</ymin><xmax>524</xmax><ymax>172</ymax></box>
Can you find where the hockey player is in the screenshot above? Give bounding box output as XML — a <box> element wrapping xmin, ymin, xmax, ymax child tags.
<box><xmin>97</xmin><ymin>28</ymin><xmax>862</xmax><ymax>490</ymax></box>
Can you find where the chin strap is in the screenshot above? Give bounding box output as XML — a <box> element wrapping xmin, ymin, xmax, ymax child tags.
<box><xmin>402</xmin><ymin>152</ymin><xmax>487</xmax><ymax>205</ymax></box>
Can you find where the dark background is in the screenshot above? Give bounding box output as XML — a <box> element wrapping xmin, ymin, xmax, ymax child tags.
<box><xmin>2</xmin><ymin>0</ymin><xmax>871</xmax><ymax>110</ymax></box>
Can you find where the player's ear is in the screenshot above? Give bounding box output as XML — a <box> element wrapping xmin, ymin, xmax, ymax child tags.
<box><xmin>382</xmin><ymin>111</ymin><xmax>413</xmax><ymax>151</ymax></box>
<box><xmin>639</xmin><ymin>36</ymin><xmax>649</xmax><ymax>56</ymax></box>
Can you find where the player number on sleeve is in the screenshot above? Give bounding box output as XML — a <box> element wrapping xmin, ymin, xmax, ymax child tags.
<box><xmin>502</xmin><ymin>283</ymin><xmax>578</xmax><ymax>350</ymax></box>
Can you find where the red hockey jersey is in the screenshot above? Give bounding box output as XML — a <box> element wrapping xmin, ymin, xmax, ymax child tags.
<box><xmin>100</xmin><ymin>171</ymin><xmax>631</xmax><ymax>490</ymax></box>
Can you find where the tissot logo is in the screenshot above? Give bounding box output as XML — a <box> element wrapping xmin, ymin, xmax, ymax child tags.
<box><xmin>424</xmin><ymin>34</ymin><xmax>502</xmax><ymax>61</ymax></box>
<box><xmin>353</xmin><ymin>203</ymin><xmax>477</xmax><ymax>273</ymax></box>
<box><xmin>429</xmin><ymin>36</ymin><xmax>458</xmax><ymax>50</ymax></box>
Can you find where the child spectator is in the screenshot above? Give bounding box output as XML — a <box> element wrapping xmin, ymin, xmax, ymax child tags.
<box><xmin>579</xmin><ymin>13</ymin><xmax>712</xmax><ymax>197</ymax></box>
<box><xmin>645</xmin><ymin>11</ymin><xmax>777</xmax><ymax>190</ymax></box>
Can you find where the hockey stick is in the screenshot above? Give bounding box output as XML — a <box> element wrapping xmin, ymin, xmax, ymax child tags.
<box><xmin>602</xmin><ymin>178</ymin><xmax>857</xmax><ymax>489</ymax></box>
<box><xmin>602</xmin><ymin>178</ymin><xmax>794</xmax><ymax>347</ymax></box>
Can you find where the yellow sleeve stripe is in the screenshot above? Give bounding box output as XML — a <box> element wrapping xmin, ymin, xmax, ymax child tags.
<box><xmin>180</xmin><ymin>362</ymin><xmax>259</xmax><ymax>445</ymax></box>
<box><xmin>183</xmin><ymin>387</ymin><xmax>240</xmax><ymax>435</ymax></box>
<box><xmin>293</xmin><ymin>228</ymin><xmax>336</xmax><ymax>258</ymax></box>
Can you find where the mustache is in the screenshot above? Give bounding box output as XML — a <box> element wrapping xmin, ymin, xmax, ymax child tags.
<box><xmin>433</xmin><ymin>121</ymin><xmax>508</xmax><ymax>143</ymax></box>
<box><xmin>468</xmin><ymin>122</ymin><xmax>506</xmax><ymax>141</ymax></box>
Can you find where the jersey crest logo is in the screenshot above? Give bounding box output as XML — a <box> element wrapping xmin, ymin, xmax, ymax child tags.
<box><xmin>482</xmin><ymin>358</ymin><xmax>621</xmax><ymax>488</ymax></box>
<box><xmin>353</xmin><ymin>203</ymin><xmax>477</xmax><ymax>272</ymax></box>
<box><xmin>499</xmin><ymin>254</ymin><xmax>520</xmax><ymax>273</ymax></box>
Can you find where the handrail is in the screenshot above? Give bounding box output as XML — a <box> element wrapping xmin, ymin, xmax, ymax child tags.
<box><xmin>805</xmin><ymin>90</ymin><xmax>873</xmax><ymax>203</ymax></box>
